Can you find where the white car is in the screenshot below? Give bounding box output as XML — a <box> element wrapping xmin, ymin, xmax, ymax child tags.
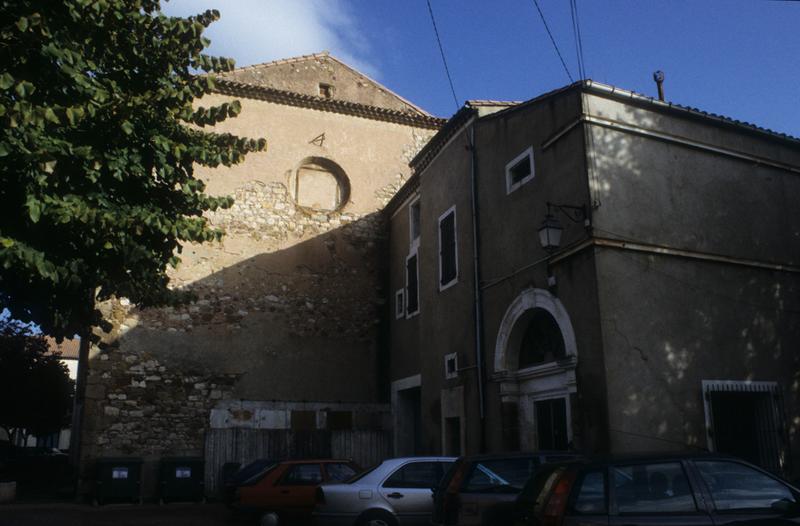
<box><xmin>314</xmin><ymin>456</ymin><xmax>455</xmax><ymax>526</ymax></box>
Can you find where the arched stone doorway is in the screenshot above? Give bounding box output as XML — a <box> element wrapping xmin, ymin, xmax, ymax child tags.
<box><xmin>493</xmin><ymin>288</ymin><xmax>577</xmax><ymax>451</ymax></box>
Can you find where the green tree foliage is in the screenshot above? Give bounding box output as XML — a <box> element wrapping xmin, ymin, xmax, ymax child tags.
<box><xmin>0</xmin><ymin>319</ymin><xmax>75</xmax><ymax>444</ymax></box>
<box><xmin>0</xmin><ymin>0</ymin><xmax>266</xmax><ymax>338</ymax></box>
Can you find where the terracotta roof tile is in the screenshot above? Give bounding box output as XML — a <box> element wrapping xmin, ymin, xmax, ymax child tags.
<box><xmin>45</xmin><ymin>336</ymin><xmax>80</xmax><ymax>360</ymax></box>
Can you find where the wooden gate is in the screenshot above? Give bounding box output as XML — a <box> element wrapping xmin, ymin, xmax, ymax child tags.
<box><xmin>204</xmin><ymin>428</ymin><xmax>392</xmax><ymax>496</ymax></box>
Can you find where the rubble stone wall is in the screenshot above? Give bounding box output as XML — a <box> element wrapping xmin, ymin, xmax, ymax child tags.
<box><xmin>80</xmin><ymin>92</ymin><xmax>435</xmax><ymax>496</ymax></box>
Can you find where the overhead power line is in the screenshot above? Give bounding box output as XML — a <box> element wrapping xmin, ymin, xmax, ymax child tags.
<box><xmin>531</xmin><ymin>0</ymin><xmax>574</xmax><ymax>83</ymax></box>
<box><xmin>426</xmin><ymin>0</ymin><xmax>461</xmax><ymax>110</ymax></box>
<box><xmin>570</xmin><ymin>0</ymin><xmax>587</xmax><ymax>79</ymax></box>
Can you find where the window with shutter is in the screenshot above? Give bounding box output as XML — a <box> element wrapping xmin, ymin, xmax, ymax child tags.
<box><xmin>405</xmin><ymin>252</ymin><xmax>419</xmax><ymax>316</ymax></box>
<box><xmin>438</xmin><ymin>206</ymin><xmax>457</xmax><ymax>290</ymax></box>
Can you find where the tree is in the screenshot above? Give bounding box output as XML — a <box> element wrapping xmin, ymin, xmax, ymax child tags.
<box><xmin>0</xmin><ymin>319</ymin><xmax>75</xmax><ymax>445</ymax></box>
<box><xmin>0</xmin><ymin>0</ymin><xmax>266</xmax><ymax>339</ymax></box>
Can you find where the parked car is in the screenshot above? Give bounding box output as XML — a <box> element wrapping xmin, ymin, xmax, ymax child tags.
<box><xmin>314</xmin><ymin>456</ymin><xmax>455</xmax><ymax>526</ymax></box>
<box><xmin>512</xmin><ymin>453</ymin><xmax>800</xmax><ymax>526</ymax></box>
<box><xmin>224</xmin><ymin>458</ymin><xmax>277</xmax><ymax>507</ymax></box>
<box><xmin>432</xmin><ymin>451</ymin><xmax>580</xmax><ymax>526</ymax></box>
<box><xmin>232</xmin><ymin>458</ymin><xmax>361</xmax><ymax>525</ymax></box>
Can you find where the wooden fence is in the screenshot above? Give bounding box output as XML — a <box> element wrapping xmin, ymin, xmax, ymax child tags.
<box><xmin>204</xmin><ymin>428</ymin><xmax>392</xmax><ymax>496</ymax></box>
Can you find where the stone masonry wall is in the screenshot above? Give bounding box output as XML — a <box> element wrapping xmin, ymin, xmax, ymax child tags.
<box><xmin>79</xmin><ymin>89</ymin><xmax>437</xmax><ymax>497</ymax></box>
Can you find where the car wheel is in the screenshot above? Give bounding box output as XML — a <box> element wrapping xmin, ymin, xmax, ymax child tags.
<box><xmin>259</xmin><ymin>511</ymin><xmax>280</xmax><ymax>526</ymax></box>
<box><xmin>356</xmin><ymin>510</ymin><xmax>398</xmax><ymax>526</ymax></box>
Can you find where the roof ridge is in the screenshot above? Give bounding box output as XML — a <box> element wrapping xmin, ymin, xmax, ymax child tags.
<box><xmin>321</xmin><ymin>54</ymin><xmax>431</xmax><ymax>117</ymax></box>
<box><xmin>220</xmin><ymin>51</ymin><xmax>433</xmax><ymax>118</ymax></box>
<box><xmin>226</xmin><ymin>51</ymin><xmax>331</xmax><ymax>73</ymax></box>
<box><xmin>213</xmin><ymin>79</ymin><xmax>445</xmax><ymax>129</ymax></box>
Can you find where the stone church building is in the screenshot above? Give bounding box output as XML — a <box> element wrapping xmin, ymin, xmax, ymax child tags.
<box><xmin>80</xmin><ymin>52</ymin><xmax>442</xmax><ymax>496</ymax></box>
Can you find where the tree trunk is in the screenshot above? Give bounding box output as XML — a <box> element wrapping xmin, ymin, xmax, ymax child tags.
<box><xmin>68</xmin><ymin>290</ymin><xmax>95</xmax><ymax>499</ymax></box>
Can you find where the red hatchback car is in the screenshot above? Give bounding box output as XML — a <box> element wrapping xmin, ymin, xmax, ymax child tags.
<box><xmin>234</xmin><ymin>459</ymin><xmax>360</xmax><ymax>525</ymax></box>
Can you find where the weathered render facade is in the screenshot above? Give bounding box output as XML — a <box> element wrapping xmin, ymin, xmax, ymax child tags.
<box><xmin>79</xmin><ymin>52</ymin><xmax>440</xmax><ymax>496</ymax></box>
<box><xmin>386</xmin><ymin>82</ymin><xmax>800</xmax><ymax>479</ymax></box>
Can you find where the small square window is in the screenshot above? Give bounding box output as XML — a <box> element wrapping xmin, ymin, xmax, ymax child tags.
<box><xmin>505</xmin><ymin>146</ymin><xmax>535</xmax><ymax>194</ymax></box>
<box><xmin>395</xmin><ymin>289</ymin><xmax>404</xmax><ymax>319</ymax></box>
<box><xmin>319</xmin><ymin>83</ymin><xmax>334</xmax><ymax>99</ymax></box>
<box><xmin>444</xmin><ymin>352</ymin><xmax>458</xmax><ymax>379</ymax></box>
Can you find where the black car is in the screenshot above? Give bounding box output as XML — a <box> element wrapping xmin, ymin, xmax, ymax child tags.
<box><xmin>512</xmin><ymin>452</ymin><xmax>800</xmax><ymax>526</ymax></box>
<box><xmin>432</xmin><ymin>451</ymin><xmax>581</xmax><ymax>526</ymax></box>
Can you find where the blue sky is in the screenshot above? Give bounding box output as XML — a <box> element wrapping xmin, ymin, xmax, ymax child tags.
<box><xmin>164</xmin><ymin>0</ymin><xmax>800</xmax><ymax>136</ymax></box>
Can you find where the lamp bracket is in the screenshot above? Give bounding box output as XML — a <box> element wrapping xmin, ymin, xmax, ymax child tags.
<box><xmin>546</xmin><ymin>202</ymin><xmax>588</xmax><ymax>224</ymax></box>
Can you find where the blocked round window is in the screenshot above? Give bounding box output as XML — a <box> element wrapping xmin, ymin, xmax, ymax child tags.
<box><xmin>518</xmin><ymin>308</ymin><xmax>566</xmax><ymax>368</ymax></box>
<box><xmin>290</xmin><ymin>157</ymin><xmax>350</xmax><ymax>212</ymax></box>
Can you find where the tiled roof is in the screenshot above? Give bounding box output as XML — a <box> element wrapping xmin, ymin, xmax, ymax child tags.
<box><xmin>584</xmin><ymin>81</ymin><xmax>800</xmax><ymax>144</ymax></box>
<box><xmin>387</xmin><ymin>80</ymin><xmax>800</xmax><ymax>217</ymax></box>
<box><xmin>45</xmin><ymin>336</ymin><xmax>80</xmax><ymax>360</ymax></box>
<box><xmin>222</xmin><ymin>51</ymin><xmax>432</xmax><ymax>117</ymax></box>
<box><xmin>213</xmin><ymin>79</ymin><xmax>445</xmax><ymax>130</ymax></box>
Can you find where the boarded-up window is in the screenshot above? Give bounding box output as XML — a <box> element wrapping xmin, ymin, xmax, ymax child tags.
<box><xmin>296</xmin><ymin>164</ymin><xmax>341</xmax><ymax>210</ymax></box>
<box><xmin>326</xmin><ymin>410</ymin><xmax>353</xmax><ymax>431</ymax></box>
<box><xmin>406</xmin><ymin>252</ymin><xmax>419</xmax><ymax>316</ymax></box>
<box><xmin>291</xmin><ymin>410</ymin><xmax>317</xmax><ymax>431</ymax></box>
<box><xmin>439</xmin><ymin>207</ymin><xmax>457</xmax><ymax>288</ymax></box>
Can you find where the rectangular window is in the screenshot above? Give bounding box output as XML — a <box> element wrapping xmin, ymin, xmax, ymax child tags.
<box><xmin>702</xmin><ymin>380</ymin><xmax>784</xmax><ymax>474</ymax></box>
<box><xmin>409</xmin><ymin>198</ymin><xmax>421</xmax><ymax>248</ymax></box>
<box><xmin>444</xmin><ymin>352</ymin><xmax>458</xmax><ymax>379</ymax></box>
<box><xmin>395</xmin><ymin>289</ymin><xmax>404</xmax><ymax>320</ymax></box>
<box><xmin>318</xmin><ymin>83</ymin><xmax>334</xmax><ymax>99</ymax></box>
<box><xmin>405</xmin><ymin>251</ymin><xmax>419</xmax><ymax>317</ymax></box>
<box><xmin>505</xmin><ymin>146</ymin><xmax>534</xmax><ymax>194</ymax></box>
<box><xmin>438</xmin><ymin>206</ymin><xmax>458</xmax><ymax>290</ymax></box>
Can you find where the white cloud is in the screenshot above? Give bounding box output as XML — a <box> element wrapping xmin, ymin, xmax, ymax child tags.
<box><xmin>161</xmin><ymin>0</ymin><xmax>378</xmax><ymax>77</ymax></box>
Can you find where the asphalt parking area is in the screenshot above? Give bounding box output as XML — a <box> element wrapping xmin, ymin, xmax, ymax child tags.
<box><xmin>0</xmin><ymin>502</ymin><xmax>245</xmax><ymax>526</ymax></box>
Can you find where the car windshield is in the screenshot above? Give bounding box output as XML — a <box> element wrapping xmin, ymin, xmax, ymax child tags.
<box><xmin>462</xmin><ymin>457</ymin><xmax>539</xmax><ymax>493</ymax></box>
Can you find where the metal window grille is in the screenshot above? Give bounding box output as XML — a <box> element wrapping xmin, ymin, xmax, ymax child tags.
<box><xmin>702</xmin><ymin>380</ymin><xmax>788</xmax><ymax>476</ymax></box>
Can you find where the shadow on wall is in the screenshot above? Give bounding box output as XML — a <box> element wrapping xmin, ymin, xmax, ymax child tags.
<box><xmin>598</xmin><ymin>247</ymin><xmax>800</xmax><ymax>476</ymax></box>
<box><xmin>83</xmin><ymin>210</ymin><xmax>391</xmax><ymax>460</ymax></box>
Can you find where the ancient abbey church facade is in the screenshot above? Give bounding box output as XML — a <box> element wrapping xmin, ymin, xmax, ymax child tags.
<box><xmin>79</xmin><ymin>52</ymin><xmax>442</xmax><ymax>496</ymax></box>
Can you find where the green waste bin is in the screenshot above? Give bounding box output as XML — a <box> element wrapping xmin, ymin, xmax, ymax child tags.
<box><xmin>158</xmin><ymin>457</ymin><xmax>205</xmax><ymax>503</ymax></box>
<box><xmin>94</xmin><ymin>457</ymin><xmax>142</xmax><ymax>505</ymax></box>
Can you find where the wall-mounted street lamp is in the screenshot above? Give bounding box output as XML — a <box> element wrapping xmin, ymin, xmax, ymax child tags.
<box><xmin>538</xmin><ymin>202</ymin><xmax>589</xmax><ymax>252</ymax></box>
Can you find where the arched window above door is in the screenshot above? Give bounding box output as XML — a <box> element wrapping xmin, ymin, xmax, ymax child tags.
<box><xmin>518</xmin><ymin>308</ymin><xmax>566</xmax><ymax>368</ymax></box>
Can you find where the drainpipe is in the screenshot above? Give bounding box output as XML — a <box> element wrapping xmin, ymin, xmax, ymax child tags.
<box><xmin>468</xmin><ymin>122</ymin><xmax>487</xmax><ymax>453</ymax></box>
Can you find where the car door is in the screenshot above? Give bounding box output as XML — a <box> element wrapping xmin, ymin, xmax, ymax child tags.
<box><xmin>607</xmin><ymin>460</ymin><xmax>714</xmax><ymax>526</ymax></box>
<box><xmin>690</xmin><ymin>459</ymin><xmax>800</xmax><ymax>525</ymax></box>
<box><xmin>274</xmin><ymin>462</ymin><xmax>323</xmax><ymax>521</ymax></box>
<box><xmin>563</xmin><ymin>468</ymin><xmax>609</xmax><ymax>526</ymax></box>
<box><xmin>379</xmin><ymin>461</ymin><xmax>446</xmax><ymax>526</ymax></box>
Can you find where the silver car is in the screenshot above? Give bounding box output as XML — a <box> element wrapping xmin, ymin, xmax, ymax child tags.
<box><xmin>314</xmin><ymin>456</ymin><xmax>455</xmax><ymax>526</ymax></box>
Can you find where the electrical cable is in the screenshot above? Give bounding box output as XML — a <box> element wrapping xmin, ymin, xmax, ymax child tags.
<box><xmin>425</xmin><ymin>0</ymin><xmax>461</xmax><ymax>111</ymax></box>
<box><xmin>569</xmin><ymin>0</ymin><xmax>586</xmax><ymax>80</ymax></box>
<box><xmin>530</xmin><ymin>0</ymin><xmax>574</xmax><ymax>83</ymax></box>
